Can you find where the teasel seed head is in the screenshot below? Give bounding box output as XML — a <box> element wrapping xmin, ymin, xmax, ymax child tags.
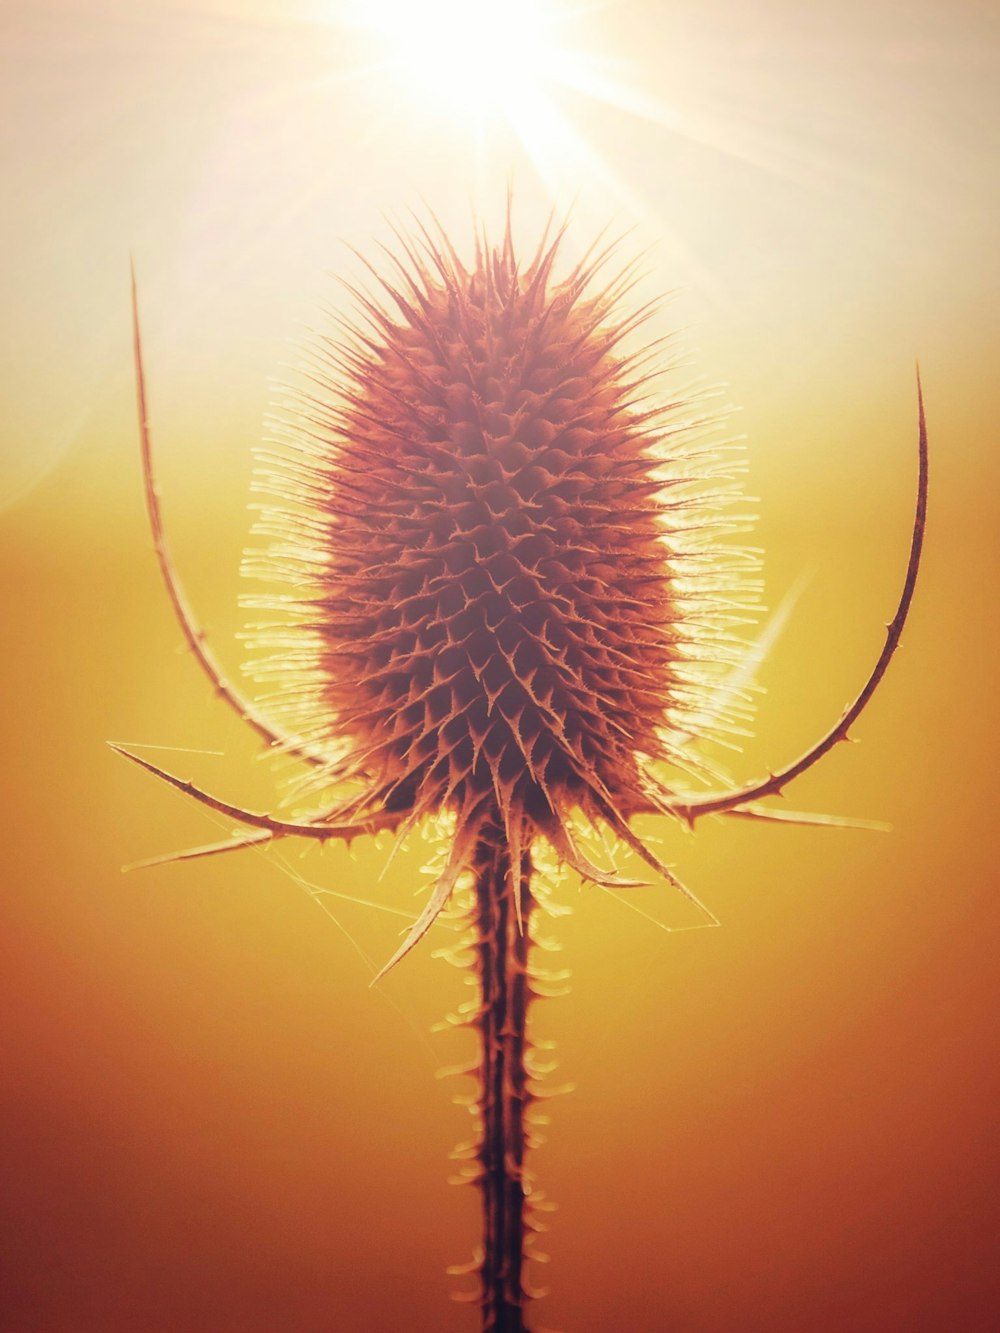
<box><xmin>245</xmin><ymin>215</ymin><xmax>754</xmax><ymax>926</ymax></box>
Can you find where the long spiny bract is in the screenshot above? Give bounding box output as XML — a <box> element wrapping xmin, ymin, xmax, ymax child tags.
<box><xmin>129</xmin><ymin>261</ymin><xmax>332</xmax><ymax>771</ymax></box>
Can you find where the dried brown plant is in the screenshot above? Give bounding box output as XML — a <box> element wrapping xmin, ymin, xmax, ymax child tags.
<box><xmin>115</xmin><ymin>212</ymin><xmax>927</xmax><ymax>1332</ymax></box>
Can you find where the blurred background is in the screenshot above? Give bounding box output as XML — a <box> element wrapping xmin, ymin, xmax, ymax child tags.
<box><xmin>2</xmin><ymin>1</ymin><xmax>998</xmax><ymax>1329</ymax></box>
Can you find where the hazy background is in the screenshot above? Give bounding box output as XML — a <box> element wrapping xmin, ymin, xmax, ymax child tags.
<box><xmin>2</xmin><ymin>1</ymin><xmax>998</xmax><ymax>1329</ymax></box>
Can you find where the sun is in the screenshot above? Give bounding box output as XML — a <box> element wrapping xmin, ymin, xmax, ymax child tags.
<box><xmin>334</xmin><ymin>0</ymin><xmax>644</xmax><ymax>229</ymax></box>
<box><xmin>346</xmin><ymin>0</ymin><xmax>564</xmax><ymax>125</ymax></box>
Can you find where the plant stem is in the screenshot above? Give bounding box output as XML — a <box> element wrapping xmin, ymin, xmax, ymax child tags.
<box><xmin>473</xmin><ymin>827</ymin><xmax>534</xmax><ymax>1333</ymax></box>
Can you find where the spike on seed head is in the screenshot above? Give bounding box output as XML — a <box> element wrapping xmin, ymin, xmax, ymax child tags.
<box><xmin>245</xmin><ymin>214</ymin><xmax>754</xmax><ymax>889</ymax></box>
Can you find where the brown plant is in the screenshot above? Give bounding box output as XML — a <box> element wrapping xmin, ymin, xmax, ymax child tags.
<box><xmin>115</xmin><ymin>213</ymin><xmax>927</xmax><ymax>1332</ymax></box>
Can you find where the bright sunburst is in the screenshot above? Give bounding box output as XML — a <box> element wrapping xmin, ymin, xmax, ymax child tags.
<box><xmin>347</xmin><ymin>0</ymin><xmax>563</xmax><ymax>123</ymax></box>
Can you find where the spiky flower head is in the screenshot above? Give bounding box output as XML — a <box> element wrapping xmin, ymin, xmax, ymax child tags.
<box><xmin>248</xmin><ymin>216</ymin><xmax>751</xmax><ymax>919</ymax></box>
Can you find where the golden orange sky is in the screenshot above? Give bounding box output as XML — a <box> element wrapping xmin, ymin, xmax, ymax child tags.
<box><xmin>2</xmin><ymin>2</ymin><xmax>998</xmax><ymax>1329</ymax></box>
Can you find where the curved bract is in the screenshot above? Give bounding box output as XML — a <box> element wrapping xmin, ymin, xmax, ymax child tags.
<box><xmin>670</xmin><ymin>373</ymin><xmax>927</xmax><ymax>826</ymax></box>
<box><xmin>130</xmin><ymin>261</ymin><xmax>333</xmax><ymax>770</ymax></box>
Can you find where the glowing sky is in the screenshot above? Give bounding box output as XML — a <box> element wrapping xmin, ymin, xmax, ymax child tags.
<box><xmin>1</xmin><ymin>3</ymin><xmax>998</xmax><ymax>1330</ymax></box>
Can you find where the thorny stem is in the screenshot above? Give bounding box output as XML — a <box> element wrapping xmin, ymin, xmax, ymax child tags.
<box><xmin>473</xmin><ymin>828</ymin><xmax>534</xmax><ymax>1332</ymax></box>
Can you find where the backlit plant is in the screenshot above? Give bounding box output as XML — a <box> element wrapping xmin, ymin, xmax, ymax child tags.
<box><xmin>117</xmin><ymin>213</ymin><xmax>926</xmax><ymax>1332</ymax></box>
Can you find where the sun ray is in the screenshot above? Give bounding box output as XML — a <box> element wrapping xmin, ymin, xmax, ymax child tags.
<box><xmin>547</xmin><ymin>51</ymin><xmax>881</xmax><ymax>199</ymax></box>
<box><xmin>506</xmin><ymin>85</ymin><xmax>731</xmax><ymax>304</ymax></box>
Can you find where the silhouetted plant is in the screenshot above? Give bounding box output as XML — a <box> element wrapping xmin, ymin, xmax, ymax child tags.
<box><xmin>117</xmin><ymin>212</ymin><xmax>926</xmax><ymax>1332</ymax></box>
